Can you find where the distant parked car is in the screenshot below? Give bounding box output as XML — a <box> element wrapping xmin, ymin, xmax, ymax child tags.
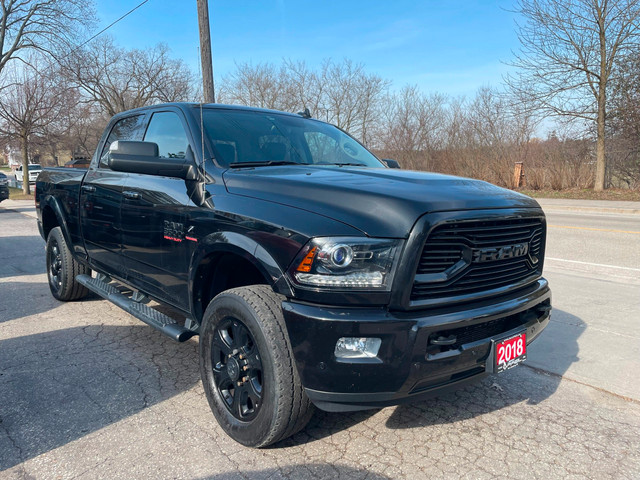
<box><xmin>0</xmin><ymin>172</ymin><xmax>9</xmax><ymax>202</ymax></box>
<box><xmin>15</xmin><ymin>164</ymin><xmax>42</xmax><ymax>184</ymax></box>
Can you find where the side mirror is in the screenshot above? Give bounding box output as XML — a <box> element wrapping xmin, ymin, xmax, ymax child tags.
<box><xmin>110</xmin><ymin>140</ymin><xmax>158</xmax><ymax>157</ymax></box>
<box><xmin>108</xmin><ymin>141</ymin><xmax>197</xmax><ymax>180</ymax></box>
<box><xmin>382</xmin><ymin>158</ymin><xmax>401</xmax><ymax>169</ymax></box>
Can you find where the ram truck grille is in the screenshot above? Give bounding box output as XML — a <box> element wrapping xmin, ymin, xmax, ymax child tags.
<box><xmin>411</xmin><ymin>217</ymin><xmax>545</xmax><ymax>303</ymax></box>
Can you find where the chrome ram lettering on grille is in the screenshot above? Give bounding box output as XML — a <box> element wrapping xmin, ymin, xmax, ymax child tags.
<box><xmin>472</xmin><ymin>243</ymin><xmax>529</xmax><ymax>263</ymax></box>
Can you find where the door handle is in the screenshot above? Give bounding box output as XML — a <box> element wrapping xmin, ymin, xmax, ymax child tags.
<box><xmin>81</xmin><ymin>185</ymin><xmax>96</xmax><ymax>193</ymax></box>
<box><xmin>123</xmin><ymin>190</ymin><xmax>141</xmax><ymax>200</ymax></box>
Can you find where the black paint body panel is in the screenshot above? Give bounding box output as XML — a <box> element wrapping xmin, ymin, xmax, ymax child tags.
<box><xmin>223</xmin><ymin>166</ymin><xmax>540</xmax><ymax>238</ymax></box>
<box><xmin>284</xmin><ymin>279</ymin><xmax>551</xmax><ymax>411</ymax></box>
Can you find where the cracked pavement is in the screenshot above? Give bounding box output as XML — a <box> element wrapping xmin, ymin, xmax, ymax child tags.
<box><xmin>1</xmin><ymin>204</ymin><xmax>639</xmax><ymax>479</ymax></box>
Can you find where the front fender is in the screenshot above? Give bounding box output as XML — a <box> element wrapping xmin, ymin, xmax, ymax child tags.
<box><xmin>188</xmin><ymin>231</ymin><xmax>295</xmax><ymax>308</ymax></box>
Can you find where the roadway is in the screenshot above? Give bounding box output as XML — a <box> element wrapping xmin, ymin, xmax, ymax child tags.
<box><xmin>530</xmin><ymin>209</ymin><xmax>640</xmax><ymax>402</ymax></box>
<box><xmin>0</xmin><ymin>199</ymin><xmax>638</xmax><ymax>479</ymax></box>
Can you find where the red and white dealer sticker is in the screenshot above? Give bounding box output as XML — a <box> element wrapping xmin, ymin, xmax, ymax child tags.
<box><xmin>495</xmin><ymin>332</ymin><xmax>527</xmax><ymax>373</ymax></box>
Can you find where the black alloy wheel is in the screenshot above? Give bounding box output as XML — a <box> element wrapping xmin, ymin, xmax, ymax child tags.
<box><xmin>211</xmin><ymin>317</ymin><xmax>263</xmax><ymax>421</ymax></box>
<box><xmin>199</xmin><ymin>285</ymin><xmax>314</xmax><ymax>447</ymax></box>
<box><xmin>48</xmin><ymin>237</ymin><xmax>63</xmax><ymax>292</ymax></box>
<box><xmin>45</xmin><ymin>226</ymin><xmax>90</xmax><ymax>301</ymax></box>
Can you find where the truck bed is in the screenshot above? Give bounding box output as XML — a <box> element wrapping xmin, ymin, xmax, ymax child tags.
<box><xmin>36</xmin><ymin>167</ymin><xmax>88</xmax><ymax>254</ymax></box>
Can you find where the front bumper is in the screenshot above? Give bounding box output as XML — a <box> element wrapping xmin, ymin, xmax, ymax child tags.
<box><xmin>282</xmin><ymin>279</ymin><xmax>551</xmax><ymax>412</ymax></box>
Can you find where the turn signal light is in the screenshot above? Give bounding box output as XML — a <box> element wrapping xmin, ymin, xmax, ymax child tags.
<box><xmin>296</xmin><ymin>247</ymin><xmax>317</xmax><ymax>272</ymax></box>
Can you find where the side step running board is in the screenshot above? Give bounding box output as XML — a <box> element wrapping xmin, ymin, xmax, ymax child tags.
<box><xmin>76</xmin><ymin>274</ymin><xmax>196</xmax><ymax>342</ymax></box>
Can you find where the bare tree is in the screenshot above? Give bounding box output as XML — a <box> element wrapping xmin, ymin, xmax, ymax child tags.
<box><xmin>316</xmin><ymin>59</ymin><xmax>389</xmax><ymax>143</ymax></box>
<box><xmin>63</xmin><ymin>36</ymin><xmax>197</xmax><ymax>117</ymax></box>
<box><xmin>466</xmin><ymin>87</ymin><xmax>538</xmax><ymax>187</ymax></box>
<box><xmin>507</xmin><ymin>0</ymin><xmax>640</xmax><ymax>191</ymax></box>
<box><xmin>608</xmin><ymin>49</ymin><xmax>640</xmax><ymax>187</ymax></box>
<box><xmin>376</xmin><ymin>86</ymin><xmax>448</xmax><ymax>170</ymax></box>
<box><xmin>0</xmin><ymin>59</ymin><xmax>74</xmax><ymax>193</ymax></box>
<box><xmin>219</xmin><ymin>59</ymin><xmax>388</xmax><ymax>144</ymax></box>
<box><xmin>64</xmin><ymin>103</ymin><xmax>105</xmax><ymax>158</ymax></box>
<box><xmin>218</xmin><ymin>56</ymin><xmax>626</xmax><ymax>190</ymax></box>
<box><xmin>34</xmin><ymin>88</ymin><xmax>106</xmax><ymax>164</ymax></box>
<box><xmin>0</xmin><ymin>0</ymin><xmax>94</xmax><ymax>78</ymax></box>
<box><xmin>218</xmin><ymin>61</ymin><xmax>298</xmax><ymax>111</ymax></box>
<box><xmin>32</xmin><ymin>85</ymin><xmax>82</xmax><ymax>165</ymax></box>
<box><xmin>283</xmin><ymin>60</ymin><xmax>325</xmax><ymax>118</ymax></box>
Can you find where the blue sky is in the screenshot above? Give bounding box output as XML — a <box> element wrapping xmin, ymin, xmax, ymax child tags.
<box><xmin>97</xmin><ymin>0</ymin><xmax>519</xmax><ymax>97</ymax></box>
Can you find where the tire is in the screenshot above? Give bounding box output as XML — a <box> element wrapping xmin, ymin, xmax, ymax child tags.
<box><xmin>46</xmin><ymin>226</ymin><xmax>90</xmax><ymax>301</ymax></box>
<box><xmin>199</xmin><ymin>285</ymin><xmax>314</xmax><ymax>447</ymax></box>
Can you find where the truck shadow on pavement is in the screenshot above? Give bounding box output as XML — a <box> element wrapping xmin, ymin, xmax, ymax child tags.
<box><xmin>282</xmin><ymin>309</ymin><xmax>582</xmax><ymax>445</ymax></box>
<box><xmin>0</xmin><ymin>325</ymin><xmax>202</xmax><ymax>471</ymax></box>
<box><xmin>0</xmin><ymin>280</ymin><xmax>102</xmax><ymax>323</ymax></box>
<box><xmin>383</xmin><ymin>309</ymin><xmax>582</xmax><ymax>432</ymax></box>
<box><xmin>0</xmin><ymin>235</ymin><xmax>45</xmax><ymax>279</ymax></box>
<box><xmin>0</xmin><ymin>310</ymin><xmax>582</xmax><ymax>468</ymax></box>
<box><xmin>197</xmin><ymin>464</ymin><xmax>392</xmax><ymax>479</ymax></box>
<box><xmin>0</xmin><ymin>206</ymin><xmax>36</xmax><ymax>216</ymax></box>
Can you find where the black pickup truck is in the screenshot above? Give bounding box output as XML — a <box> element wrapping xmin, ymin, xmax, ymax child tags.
<box><xmin>36</xmin><ymin>103</ymin><xmax>551</xmax><ymax>447</ymax></box>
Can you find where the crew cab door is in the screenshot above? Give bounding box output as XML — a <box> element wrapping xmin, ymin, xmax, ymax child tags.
<box><xmin>120</xmin><ymin>109</ymin><xmax>199</xmax><ymax>311</ymax></box>
<box><xmin>80</xmin><ymin>114</ymin><xmax>147</xmax><ymax>276</ymax></box>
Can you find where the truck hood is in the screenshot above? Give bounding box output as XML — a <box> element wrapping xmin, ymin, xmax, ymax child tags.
<box><xmin>223</xmin><ymin>166</ymin><xmax>541</xmax><ymax>238</ymax></box>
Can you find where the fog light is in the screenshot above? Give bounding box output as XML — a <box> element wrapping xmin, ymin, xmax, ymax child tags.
<box><xmin>334</xmin><ymin>337</ymin><xmax>381</xmax><ymax>359</ymax></box>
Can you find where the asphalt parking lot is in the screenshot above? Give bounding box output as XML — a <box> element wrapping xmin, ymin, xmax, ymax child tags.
<box><xmin>1</xmin><ymin>199</ymin><xmax>639</xmax><ymax>479</ymax></box>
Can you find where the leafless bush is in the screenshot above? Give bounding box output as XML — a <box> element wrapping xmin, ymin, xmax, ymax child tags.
<box><xmin>608</xmin><ymin>50</ymin><xmax>640</xmax><ymax>188</ymax></box>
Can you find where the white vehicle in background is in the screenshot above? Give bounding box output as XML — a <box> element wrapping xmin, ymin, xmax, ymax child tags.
<box><xmin>15</xmin><ymin>164</ymin><xmax>42</xmax><ymax>184</ymax></box>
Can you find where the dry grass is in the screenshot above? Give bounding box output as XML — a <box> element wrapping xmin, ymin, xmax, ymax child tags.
<box><xmin>9</xmin><ymin>187</ymin><xmax>34</xmax><ymax>201</ymax></box>
<box><xmin>518</xmin><ymin>188</ymin><xmax>640</xmax><ymax>201</ymax></box>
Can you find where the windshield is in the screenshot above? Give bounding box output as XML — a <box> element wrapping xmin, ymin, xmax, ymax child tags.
<box><xmin>28</xmin><ymin>164</ymin><xmax>41</xmax><ymax>170</ymax></box>
<box><xmin>200</xmin><ymin>108</ymin><xmax>384</xmax><ymax>168</ymax></box>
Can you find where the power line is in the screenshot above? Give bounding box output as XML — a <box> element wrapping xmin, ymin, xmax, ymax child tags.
<box><xmin>30</xmin><ymin>0</ymin><xmax>151</xmax><ymax>77</ymax></box>
<box><xmin>65</xmin><ymin>0</ymin><xmax>151</xmax><ymax>58</ymax></box>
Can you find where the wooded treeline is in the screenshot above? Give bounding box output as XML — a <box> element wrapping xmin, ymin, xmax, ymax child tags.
<box><xmin>221</xmin><ymin>56</ymin><xmax>640</xmax><ymax>190</ymax></box>
<box><xmin>1</xmin><ymin>0</ymin><xmax>639</xmax><ymax>193</ymax></box>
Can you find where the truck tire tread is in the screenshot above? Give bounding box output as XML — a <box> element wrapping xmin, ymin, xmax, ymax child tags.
<box><xmin>200</xmin><ymin>285</ymin><xmax>314</xmax><ymax>447</ymax></box>
<box><xmin>46</xmin><ymin>226</ymin><xmax>90</xmax><ymax>301</ymax></box>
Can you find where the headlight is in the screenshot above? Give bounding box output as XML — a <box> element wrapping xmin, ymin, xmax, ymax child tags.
<box><xmin>0</xmin><ymin>178</ymin><xmax>7</xmax><ymax>186</ymax></box>
<box><xmin>289</xmin><ymin>237</ymin><xmax>403</xmax><ymax>291</ymax></box>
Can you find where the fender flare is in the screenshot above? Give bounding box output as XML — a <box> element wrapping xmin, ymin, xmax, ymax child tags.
<box><xmin>188</xmin><ymin>231</ymin><xmax>294</xmax><ymax>313</ymax></box>
<box><xmin>40</xmin><ymin>195</ymin><xmax>74</xmax><ymax>248</ymax></box>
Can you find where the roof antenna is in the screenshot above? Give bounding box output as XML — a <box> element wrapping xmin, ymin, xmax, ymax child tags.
<box><xmin>197</xmin><ymin>45</ymin><xmax>207</xmax><ymax>200</ymax></box>
<box><xmin>297</xmin><ymin>108</ymin><xmax>311</xmax><ymax>119</ymax></box>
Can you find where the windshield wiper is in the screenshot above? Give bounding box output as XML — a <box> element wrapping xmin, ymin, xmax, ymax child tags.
<box><xmin>228</xmin><ymin>161</ymin><xmax>301</xmax><ymax>168</ymax></box>
<box><xmin>332</xmin><ymin>162</ymin><xmax>366</xmax><ymax>167</ymax></box>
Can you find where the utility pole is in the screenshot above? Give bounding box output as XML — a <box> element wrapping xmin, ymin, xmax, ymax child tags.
<box><xmin>197</xmin><ymin>0</ymin><xmax>215</xmax><ymax>103</ymax></box>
